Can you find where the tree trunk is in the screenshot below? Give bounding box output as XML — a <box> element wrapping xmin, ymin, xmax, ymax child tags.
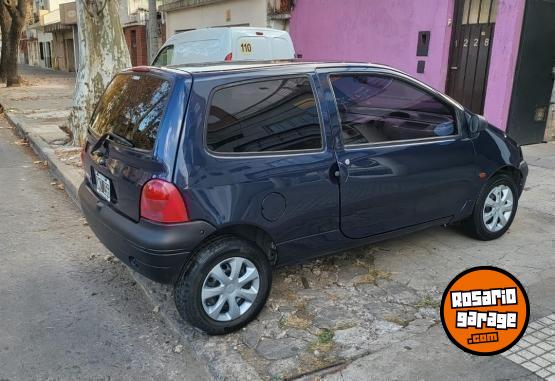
<box><xmin>2</xmin><ymin>0</ymin><xmax>29</xmax><ymax>87</ymax></box>
<box><xmin>0</xmin><ymin>3</ymin><xmax>12</xmax><ymax>82</ymax></box>
<box><xmin>68</xmin><ymin>0</ymin><xmax>131</xmax><ymax>146</ymax></box>
<box><xmin>147</xmin><ymin>0</ymin><xmax>158</xmax><ymax>62</ymax></box>
<box><xmin>5</xmin><ymin>10</ymin><xmax>24</xmax><ymax>87</ymax></box>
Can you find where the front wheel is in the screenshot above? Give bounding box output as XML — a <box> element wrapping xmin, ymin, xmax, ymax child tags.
<box><xmin>463</xmin><ymin>174</ymin><xmax>518</xmax><ymax>240</ymax></box>
<box><xmin>174</xmin><ymin>236</ymin><xmax>272</xmax><ymax>335</ymax></box>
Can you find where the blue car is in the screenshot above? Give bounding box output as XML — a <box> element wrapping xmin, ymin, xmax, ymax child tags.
<box><xmin>79</xmin><ymin>62</ymin><xmax>528</xmax><ymax>334</ymax></box>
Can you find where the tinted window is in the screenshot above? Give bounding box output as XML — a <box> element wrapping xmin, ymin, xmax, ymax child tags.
<box><xmin>330</xmin><ymin>74</ymin><xmax>456</xmax><ymax>145</ymax></box>
<box><xmin>152</xmin><ymin>45</ymin><xmax>174</xmax><ymax>67</ymax></box>
<box><xmin>90</xmin><ymin>74</ymin><xmax>171</xmax><ymax>150</ymax></box>
<box><xmin>206</xmin><ymin>77</ymin><xmax>322</xmax><ymax>153</ymax></box>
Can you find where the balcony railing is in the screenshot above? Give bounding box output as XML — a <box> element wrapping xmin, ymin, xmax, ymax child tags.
<box><xmin>268</xmin><ymin>0</ymin><xmax>293</xmax><ymax>14</ymax></box>
<box><xmin>159</xmin><ymin>0</ymin><xmax>227</xmax><ymax>13</ymax></box>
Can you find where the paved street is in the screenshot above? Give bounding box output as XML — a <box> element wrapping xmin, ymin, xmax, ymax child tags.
<box><xmin>1</xmin><ymin>66</ymin><xmax>555</xmax><ymax>380</ymax></box>
<box><xmin>0</xmin><ymin>116</ymin><xmax>210</xmax><ymax>380</ymax></box>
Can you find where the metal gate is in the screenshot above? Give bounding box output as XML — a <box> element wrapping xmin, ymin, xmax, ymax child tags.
<box><xmin>506</xmin><ymin>0</ymin><xmax>555</xmax><ymax>145</ymax></box>
<box><xmin>446</xmin><ymin>0</ymin><xmax>498</xmax><ymax>114</ymax></box>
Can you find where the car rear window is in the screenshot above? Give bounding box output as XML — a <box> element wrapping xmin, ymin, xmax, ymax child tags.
<box><xmin>90</xmin><ymin>73</ymin><xmax>172</xmax><ymax>150</ymax></box>
<box><xmin>206</xmin><ymin>76</ymin><xmax>323</xmax><ymax>153</ymax></box>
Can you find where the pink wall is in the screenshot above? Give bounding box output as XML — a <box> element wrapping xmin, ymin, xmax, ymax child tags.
<box><xmin>290</xmin><ymin>0</ymin><xmax>455</xmax><ymax>90</ymax></box>
<box><xmin>290</xmin><ymin>0</ymin><xmax>526</xmax><ymax>130</ymax></box>
<box><xmin>482</xmin><ymin>0</ymin><xmax>525</xmax><ymax>130</ymax></box>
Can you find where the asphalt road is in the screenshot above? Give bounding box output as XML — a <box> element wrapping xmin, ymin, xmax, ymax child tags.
<box><xmin>0</xmin><ymin>116</ymin><xmax>210</xmax><ymax>380</ymax></box>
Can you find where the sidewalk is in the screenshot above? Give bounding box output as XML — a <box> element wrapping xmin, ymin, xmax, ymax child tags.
<box><xmin>0</xmin><ymin>66</ymin><xmax>82</xmax><ymax>203</ymax></box>
<box><xmin>2</xmin><ymin>65</ymin><xmax>555</xmax><ymax>381</ymax></box>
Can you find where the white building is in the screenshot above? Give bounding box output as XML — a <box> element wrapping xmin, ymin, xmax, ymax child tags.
<box><xmin>160</xmin><ymin>0</ymin><xmax>292</xmax><ymax>39</ymax></box>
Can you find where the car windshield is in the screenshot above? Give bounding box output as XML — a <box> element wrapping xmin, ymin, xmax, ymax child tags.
<box><xmin>152</xmin><ymin>45</ymin><xmax>174</xmax><ymax>67</ymax></box>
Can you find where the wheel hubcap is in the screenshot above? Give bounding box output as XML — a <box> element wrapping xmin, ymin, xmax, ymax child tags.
<box><xmin>201</xmin><ymin>257</ymin><xmax>260</xmax><ymax>322</ymax></box>
<box><xmin>482</xmin><ymin>184</ymin><xmax>514</xmax><ymax>233</ymax></box>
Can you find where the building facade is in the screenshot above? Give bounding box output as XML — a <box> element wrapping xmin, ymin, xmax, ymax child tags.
<box><xmin>160</xmin><ymin>0</ymin><xmax>291</xmax><ymax>39</ymax></box>
<box><xmin>21</xmin><ymin>0</ymin><xmax>77</xmax><ymax>71</ymax></box>
<box><xmin>290</xmin><ymin>0</ymin><xmax>555</xmax><ymax>144</ymax></box>
<box><xmin>118</xmin><ymin>0</ymin><xmax>163</xmax><ymax>66</ymax></box>
<box><xmin>21</xmin><ymin>0</ymin><xmax>162</xmax><ymax>70</ymax></box>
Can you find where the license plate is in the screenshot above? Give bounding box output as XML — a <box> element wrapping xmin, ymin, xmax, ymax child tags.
<box><xmin>94</xmin><ymin>170</ymin><xmax>111</xmax><ymax>202</ymax></box>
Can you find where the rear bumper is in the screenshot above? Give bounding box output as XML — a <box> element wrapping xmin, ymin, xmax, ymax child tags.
<box><xmin>79</xmin><ymin>182</ymin><xmax>216</xmax><ymax>283</ymax></box>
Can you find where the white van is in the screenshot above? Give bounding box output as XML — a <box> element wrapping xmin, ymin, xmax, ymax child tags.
<box><xmin>152</xmin><ymin>27</ymin><xmax>295</xmax><ymax>66</ymax></box>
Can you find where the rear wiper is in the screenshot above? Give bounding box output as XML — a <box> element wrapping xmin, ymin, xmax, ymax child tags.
<box><xmin>92</xmin><ymin>131</ymin><xmax>135</xmax><ymax>152</ymax></box>
<box><xmin>107</xmin><ymin>132</ymin><xmax>135</xmax><ymax>148</ymax></box>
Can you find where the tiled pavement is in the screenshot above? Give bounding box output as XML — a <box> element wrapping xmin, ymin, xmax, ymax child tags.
<box><xmin>503</xmin><ymin>314</ymin><xmax>555</xmax><ymax>380</ymax></box>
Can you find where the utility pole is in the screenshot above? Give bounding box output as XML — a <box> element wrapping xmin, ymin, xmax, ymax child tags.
<box><xmin>148</xmin><ymin>0</ymin><xmax>159</xmax><ymax>63</ymax></box>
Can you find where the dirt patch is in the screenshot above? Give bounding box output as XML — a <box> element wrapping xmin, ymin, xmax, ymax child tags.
<box><xmin>54</xmin><ymin>146</ymin><xmax>82</xmax><ymax>168</ymax></box>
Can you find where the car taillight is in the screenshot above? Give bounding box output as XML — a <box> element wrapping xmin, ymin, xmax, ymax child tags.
<box><xmin>224</xmin><ymin>52</ymin><xmax>233</xmax><ymax>61</ymax></box>
<box><xmin>140</xmin><ymin>179</ymin><xmax>189</xmax><ymax>223</ymax></box>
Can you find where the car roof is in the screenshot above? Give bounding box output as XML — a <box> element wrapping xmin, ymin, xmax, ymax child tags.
<box><xmin>167</xmin><ymin>60</ymin><xmax>403</xmax><ymax>75</ymax></box>
<box><xmin>165</xmin><ymin>27</ymin><xmax>291</xmax><ymax>44</ymax></box>
<box><xmin>153</xmin><ymin>60</ymin><xmax>464</xmax><ymax>111</ymax></box>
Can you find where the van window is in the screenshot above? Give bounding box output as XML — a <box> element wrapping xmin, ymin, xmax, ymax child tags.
<box><xmin>330</xmin><ymin>74</ymin><xmax>456</xmax><ymax>145</ymax></box>
<box><xmin>152</xmin><ymin>45</ymin><xmax>174</xmax><ymax>67</ymax></box>
<box><xmin>174</xmin><ymin>39</ymin><xmax>222</xmax><ymax>64</ymax></box>
<box><xmin>206</xmin><ymin>77</ymin><xmax>323</xmax><ymax>153</ymax></box>
<box><xmin>90</xmin><ymin>73</ymin><xmax>172</xmax><ymax>150</ymax></box>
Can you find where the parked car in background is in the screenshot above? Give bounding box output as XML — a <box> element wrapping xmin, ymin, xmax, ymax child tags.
<box><xmin>152</xmin><ymin>27</ymin><xmax>295</xmax><ymax>66</ymax></box>
<box><xmin>80</xmin><ymin>62</ymin><xmax>528</xmax><ymax>335</ymax></box>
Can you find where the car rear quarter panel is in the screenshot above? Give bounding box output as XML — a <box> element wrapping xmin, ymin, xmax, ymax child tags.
<box><xmin>173</xmin><ymin>68</ymin><xmax>340</xmax><ymax>246</ymax></box>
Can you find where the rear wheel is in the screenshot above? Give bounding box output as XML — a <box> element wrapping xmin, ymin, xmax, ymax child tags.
<box><xmin>464</xmin><ymin>174</ymin><xmax>518</xmax><ymax>240</ymax></box>
<box><xmin>174</xmin><ymin>235</ymin><xmax>272</xmax><ymax>335</ymax></box>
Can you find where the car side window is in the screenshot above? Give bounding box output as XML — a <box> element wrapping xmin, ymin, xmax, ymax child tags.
<box><xmin>152</xmin><ymin>45</ymin><xmax>174</xmax><ymax>67</ymax></box>
<box><xmin>330</xmin><ymin>74</ymin><xmax>457</xmax><ymax>146</ymax></box>
<box><xmin>206</xmin><ymin>76</ymin><xmax>323</xmax><ymax>153</ymax></box>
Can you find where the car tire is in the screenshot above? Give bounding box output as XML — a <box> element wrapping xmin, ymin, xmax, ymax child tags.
<box><xmin>174</xmin><ymin>235</ymin><xmax>272</xmax><ymax>335</ymax></box>
<box><xmin>463</xmin><ymin>174</ymin><xmax>519</xmax><ymax>241</ymax></box>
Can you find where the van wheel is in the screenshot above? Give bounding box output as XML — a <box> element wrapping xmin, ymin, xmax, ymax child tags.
<box><xmin>174</xmin><ymin>235</ymin><xmax>272</xmax><ymax>335</ymax></box>
<box><xmin>463</xmin><ymin>174</ymin><xmax>518</xmax><ymax>241</ymax></box>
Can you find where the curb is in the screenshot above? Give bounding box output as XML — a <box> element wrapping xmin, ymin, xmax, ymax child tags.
<box><xmin>5</xmin><ymin>111</ymin><xmax>82</xmax><ymax>206</ymax></box>
<box><xmin>2</xmin><ymin>109</ymin><xmax>260</xmax><ymax>381</ymax></box>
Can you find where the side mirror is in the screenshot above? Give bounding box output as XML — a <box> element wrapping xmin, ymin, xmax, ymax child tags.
<box><xmin>469</xmin><ymin>114</ymin><xmax>488</xmax><ymax>134</ymax></box>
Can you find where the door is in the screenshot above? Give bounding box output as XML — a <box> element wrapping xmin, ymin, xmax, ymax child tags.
<box><xmin>84</xmin><ymin>72</ymin><xmax>175</xmax><ymax>222</ymax></box>
<box><xmin>446</xmin><ymin>0</ymin><xmax>498</xmax><ymax>114</ymax></box>
<box><xmin>40</xmin><ymin>42</ymin><xmax>53</xmax><ymax>68</ymax></box>
<box><xmin>130</xmin><ymin>30</ymin><xmax>138</xmax><ymax>66</ymax></box>
<box><xmin>323</xmin><ymin>70</ymin><xmax>477</xmax><ymax>239</ymax></box>
<box><xmin>65</xmin><ymin>39</ymin><xmax>75</xmax><ymax>72</ymax></box>
<box><xmin>507</xmin><ymin>0</ymin><xmax>555</xmax><ymax>145</ymax></box>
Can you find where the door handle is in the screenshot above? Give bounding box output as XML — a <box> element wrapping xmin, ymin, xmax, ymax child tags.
<box><xmin>337</xmin><ymin>162</ymin><xmax>349</xmax><ymax>183</ymax></box>
<box><xmin>450</xmin><ymin>66</ymin><xmax>459</xmax><ymax>70</ymax></box>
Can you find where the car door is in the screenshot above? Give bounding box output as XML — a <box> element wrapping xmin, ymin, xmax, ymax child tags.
<box><xmin>318</xmin><ymin>68</ymin><xmax>477</xmax><ymax>239</ymax></box>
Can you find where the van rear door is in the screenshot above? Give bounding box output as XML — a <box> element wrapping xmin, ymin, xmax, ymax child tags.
<box><xmin>232</xmin><ymin>29</ymin><xmax>295</xmax><ymax>61</ymax></box>
<box><xmin>83</xmin><ymin>70</ymin><xmax>188</xmax><ymax>222</ymax></box>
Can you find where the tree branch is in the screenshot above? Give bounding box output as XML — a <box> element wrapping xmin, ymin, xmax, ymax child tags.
<box><xmin>3</xmin><ymin>1</ymin><xmax>16</xmax><ymax>19</ymax></box>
